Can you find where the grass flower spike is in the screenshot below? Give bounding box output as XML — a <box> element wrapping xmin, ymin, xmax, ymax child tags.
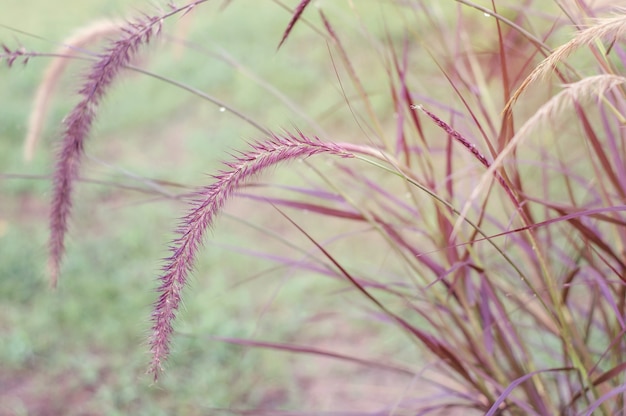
<box><xmin>48</xmin><ymin>1</ymin><xmax>208</xmax><ymax>287</ymax></box>
<box><xmin>148</xmin><ymin>133</ymin><xmax>354</xmax><ymax>378</ymax></box>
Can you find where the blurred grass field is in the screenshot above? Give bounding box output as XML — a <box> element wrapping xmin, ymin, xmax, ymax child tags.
<box><xmin>4</xmin><ymin>0</ymin><xmax>613</xmax><ymax>413</ymax></box>
<box><xmin>0</xmin><ymin>1</ymin><xmax>418</xmax><ymax>414</ymax></box>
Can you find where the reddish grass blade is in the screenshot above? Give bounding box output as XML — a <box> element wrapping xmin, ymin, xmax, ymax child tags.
<box><xmin>239</xmin><ymin>193</ymin><xmax>366</xmax><ymax>221</ymax></box>
<box><xmin>209</xmin><ymin>336</ymin><xmax>415</xmax><ymax>376</ymax></box>
<box><xmin>584</xmin><ymin>384</ymin><xmax>626</xmax><ymax>416</ymax></box>
<box><xmin>272</xmin><ymin>204</ymin><xmax>486</xmax><ymax>395</ymax></box>
<box><xmin>568</xmin><ymin>361</ymin><xmax>626</xmax><ymax>408</ymax></box>
<box><xmin>277</xmin><ymin>0</ymin><xmax>312</xmax><ymax>50</ymax></box>
<box><xmin>455</xmin><ymin>206</ymin><xmax>626</xmax><ymax>248</ymax></box>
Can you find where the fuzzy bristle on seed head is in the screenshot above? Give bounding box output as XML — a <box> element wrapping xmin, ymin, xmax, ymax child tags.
<box><xmin>47</xmin><ymin>1</ymin><xmax>209</xmax><ymax>288</ymax></box>
<box><xmin>148</xmin><ymin>132</ymin><xmax>354</xmax><ymax>379</ymax></box>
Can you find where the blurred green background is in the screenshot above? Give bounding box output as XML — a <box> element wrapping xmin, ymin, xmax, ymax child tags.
<box><xmin>5</xmin><ymin>0</ymin><xmax>585</xmax><ymax>413</ymax></box>
<box><xmin>0</xmin><ymin>1</ymin><xmax>420</xmax><ymax>414</ymax></box>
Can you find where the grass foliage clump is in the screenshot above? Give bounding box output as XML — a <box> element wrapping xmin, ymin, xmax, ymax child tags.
<box><xmin>2</xmin><ymin>0</ymin><xmax>626</xmax><ymax>414</ymax></box>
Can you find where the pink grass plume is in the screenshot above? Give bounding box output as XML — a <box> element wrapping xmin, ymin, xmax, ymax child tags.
<box><xmin>48</xmin><ymin>1</ymin><xmax>209</xmax><ymax>288</ymax></box>
<box><xmin>148</xmin><ymin>132</ymin><xmax>353</xmax><ymax>379</ymax></box>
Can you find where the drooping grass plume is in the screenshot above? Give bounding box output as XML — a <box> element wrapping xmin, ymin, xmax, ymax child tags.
<box><xmin>5</xmin><ymin>1</ymin><xmax>626</xmax><ymax>412</ymax></box>
<box><xmin>148</xmin><ymin>132</ymin><xmax>354</xmax><ymax>379</ymax></box>
<box><xmin>490</xmin><ymin>74</ymin><xmax>626</xmax><ymax>181</ymax></box>
<box><xmin>530</xmin><ymin>74</ymin><xmax>626</xmax><ymax>119</ymax></box>
<box><xmin>23</xmin><ymin>19</ymin><xmax>123</xmax><ymax>162</ymax></box>
<box><xmin>506</xmin><ymin>10</ymin><xmax>626</xmax><ymax>113</ymax></box>
<box><xmin>48</xmin><ymin>0</ymin><xmax>208</xmax><ymax>288</ymax></box>
<box><xmin>457</xmin><ymin>74</ymin><xmax>626</xmax><ymax>236</ymax></box>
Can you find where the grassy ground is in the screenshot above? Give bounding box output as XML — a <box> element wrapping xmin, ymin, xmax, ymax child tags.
<box><xmin>1</xmin><ymin>1</ymin><xmax>416</xmax><ymax>414</ymax></box>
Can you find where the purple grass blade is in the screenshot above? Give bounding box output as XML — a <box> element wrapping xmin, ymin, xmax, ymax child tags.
<box><xmin>277</xmin><ymin>0</ymin><xmax>312</xmax><ymax>50</ymax></box>
<box><xmin>238</xmin><ymin>193</ymin><xmax>366</xmax><ymax>221</ymax></box>
<box><xmin>248</xmin><ymin>182</ymin><xmax>346</xmax><ymax>203</ymax></box>
<box><xmin>478</xmin><ymin>276</ymin><xmax>495</xmax><ymax>354</ymax></box>
<box><xmin>599</xmin><ymin>104</ymin><xmax>626</xmax><ymax>193</ymax></box>
<box><xmin>486</xmin><ymin>367</ymin><xmax>572</xmax><ymax>416</ymax></box>
<box><xmin>212</xmin><ymin>243</ymin><xmax>339</xmax><ymax>279</ymax></box>
<box><xmin>567</xmin><ymin>361</ymin><xmax>626</xmax><ymax>408</ymax></box>
<box><xmin>335</xmin><ymin>163</ymin><xmax>420</xmax><ymax>218</ymax></box>
<box><xmin>460</xmin><ymin>206</ymin><xmax>626</xmax><ymax>247</ymax></box>
<box><xmin>583</xmin><ymin>384</ymin><xmax>626</xmax><ymax>416</ymax></box>
<box><xmin>272</xmin><ymin>204</ymin><xmax>482</xmax><ymax>390</ymax></box>
<box><xmin>593</xmin><ymin>273</ymin><xmax>626</xmax><ymax>330</ymax></box>
<box><xmin>208</xmin><ymin>336</ymin><xmax>415</xmax><ymax>376</ymax></box>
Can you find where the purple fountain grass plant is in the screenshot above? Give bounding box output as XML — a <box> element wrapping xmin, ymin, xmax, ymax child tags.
<box><xmin>148</xmin><ymin>132</ymin><xmax>354</xmax><ymax>378</ymax></box>
<box><xmin>3</xmin><ymin>0</ymin><xmax>626</xmax><ymax>413</ymax></box>
<box><xmin>48</xmin><ymin>0</ymin><xmax>209</xmax><ymax>288</ymax></box>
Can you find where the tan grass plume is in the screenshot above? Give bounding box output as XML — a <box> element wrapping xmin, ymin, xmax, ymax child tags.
<box><xmin>453</xmin><ymin>73</ymin><xmax>626</xmax><ymax>238</ymax></box>
<box><xmin>505</xmin><ymin>9</ymin><xmax>626</xmax><ymax>115</ymax></box>
<box><xmin>23</xmin><ymin>19</ymin><xmax>123</xmax><ymax>162</ymax></box>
